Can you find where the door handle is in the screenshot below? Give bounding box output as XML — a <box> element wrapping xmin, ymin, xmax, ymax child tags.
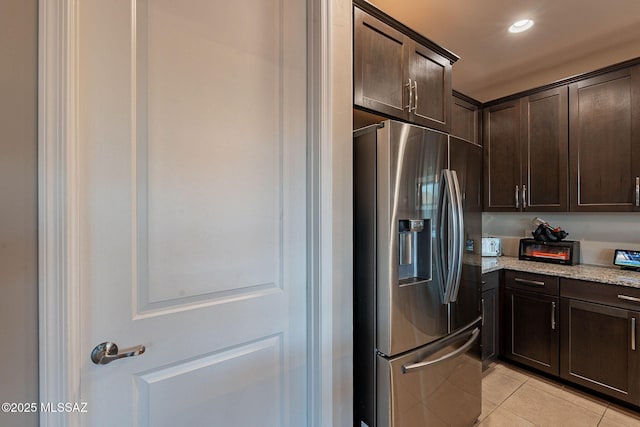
<box><xmin>551</xmin><ymin>302</ymin><xmax>556</xmax><ymax>330</ymax></box>
<box><xmin>515</xmin><ymin>185</ymin><xmax>519</xmax><ymax>209</ymax></box>
<box><xmin>401</xmin><ymin>328</ymin><xmax>480</xmax><ymax>374</ymax></box>
<box><xmin>91</xmin><ymin>341</ymin><xmax>145</xmax><ymax>365</ymax></box>
<box><xmin>449</xmin><ymin>170</ymin><xmax>465</xmax><ymax>302</ymax></box>
<box><xmin>618</xmin><ymin>295</ymin><xmax>640</xmax><ymax>304</ymax></box>
<box><xmin>635</xmin><ymin>177</ymin><xmax>639</xmax><ymax>207</ymax></box>
<box><xmin>514</xmin><ymin>278</ymin><xmax>545</xmax><ymax>287</ymax></box>
<box><xmin>405</xmin><ymin>78</ymin><xmax>413</xmax><ymax>111</ymax></box>
<box><xmin>413</xmin><ymin>80</ymin><xmax>418</xmax><ymax>113</ymax></box>
<box><xmin>522</xmin><ymin>185</ymin><xmax>527</xmax><ymax>209</ymax></box>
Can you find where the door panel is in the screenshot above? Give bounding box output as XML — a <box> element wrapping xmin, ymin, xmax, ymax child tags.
<box><xmin>378</xmin><ymin>323</ymin><xmax>481</xmax><ymax>427</ymax></box>
<box><xmin>505</xmin><ymin>289</ymin><xmax>559</xmax><ymax>375</ymax></box>
<box><xmin>353</xmin><ymin>7</ymin><xmax>407</xmax><ymax>118</ymax></box>
<box><xmin>376</xmin><ymin>122</ymin><xmax>449</xmax><ymax>356</ymax></box>
<box><xmin>569</xmin><ymin>67</ymin><xmax>640</xmax><ymax>211</ymax></box>
<box><xmin>483</xmin><ymin>100</ymin><xmax>521</xmax><ymax>211</ymax></box>
<box><xmin>449</xmin><ymin>137</ymin><xmax>482</xmax><ymax>333</ymax></box>
<box><xmin>409</xmin><ymin>41</ymin><xmax>451</xmax><ymax>132</ymax></box>
<box><xmin>136</xmin><ymin>337</ymin><xmax>282</xmax><ymax>427</ymax></box>
<box><xmin>79</xmin><ymin>0</ymin><xmax>307</xmax><ymax>425</ymax></box>
<box><xmin>522</xmin><ymin>87</ymin><xmax>569</xmax><ymax>211</ymax></box>
<box><xmin>139</xmin><ymin>0</ymin><xmax>283</xmax><ymax>308</ymax></box>
<box><xmin>560</xmin><ymin>299</ymin><xmax>640</xmax><ymax>403</ymax></box>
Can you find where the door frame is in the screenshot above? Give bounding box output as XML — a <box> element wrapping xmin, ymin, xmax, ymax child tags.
<box><xmin>37</xmin><ymin>0</ymin><xmax>349</xmax><ymax>426</ymax></box>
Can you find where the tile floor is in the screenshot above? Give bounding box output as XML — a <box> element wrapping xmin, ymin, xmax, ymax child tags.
<box><xmin>477</xmin><ymin>361</ymin><xmax>640</xmax><ymax>427</ymax></box>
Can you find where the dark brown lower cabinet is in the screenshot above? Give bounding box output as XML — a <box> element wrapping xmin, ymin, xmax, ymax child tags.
<box><xmin>481</xmin><ymin>271</ymin><xmax>499</xmax><ymax>370</ymax></box>
<box><xmin>503</xmin><ymin>271</ymin><xmax>559</xmax><ymax>375</ymax></box>
<box><xmin>505</xmin><ymin>289</ymin><xmax>559</xmax><ymax>375</ymax></box>
<box><xmin>561</xmin><ymin>296</ymin><xmax>640</xmax><ymax>405</ymax></box>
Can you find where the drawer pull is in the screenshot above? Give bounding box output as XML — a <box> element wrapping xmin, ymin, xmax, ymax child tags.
<box><xmin>633</xmin><ymin>318</ymin><xmax>637</xmax><ymax>351</ymax></box>
<box><xmin>618</xmin><ymin>295</ymin><xmax>640</xmax><ymax>304</ymax></box>
<box><xmin>514</xmin><ymin>278</ymin><xmax>545</xmax><ymax>287</ymax></box>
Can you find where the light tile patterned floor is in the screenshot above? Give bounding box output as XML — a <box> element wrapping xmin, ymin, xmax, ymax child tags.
<box><xmin>477</xmin><ymin>362</ymin><xmax>640</xmax><ymax>427</ymax></box>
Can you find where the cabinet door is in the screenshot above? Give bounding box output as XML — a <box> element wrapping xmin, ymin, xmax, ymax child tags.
<box><xmin>483</xmin><ymin>100</ymin><xmax>522</xmax><ymax>211</ymax></box>
<box><xmin>521</xmin><ymin>86</ymin><xmax>569</xmax><ymax>211</ymax></box>
<box><xmin>481</xmin><ymin>271</ymin><xmax>500</xmax><ymax>371</ymax></box>
<box><xmin>450</xmin><ymin>136</ymin><xmax>482</xmax><ymax>214</ymax></box>
<box><xmin>353</xmin><ymin>7</ymin><xmax>408</xmax><ymax>119</ymax></box>
<box><xmin>569</xmin><ymin>65</ymin><xmax>640</xmax><ymax>211</ymax></box>
<box><xmin>407</xmin><ymin>40</ymin><xmax>451</xmax><ymax>132</ymax></box>
<box><xmin>560</xmin><ymin>299</ymin><xmax>640</xmax><ymax>404</ymax></box>
<box><xmin>481</xmin><ymin>287</ymin><xmax>498</xmax><ymax>370</ymax></box>
<box><xmin>504</xmin><ymin>288</ymin><xmax>559</xmax><ymax>375</ymax></box>
<box><xmin>452</xmin><ymin>94</ymin><xmax>479</xmax><ymax>144</ymax></box>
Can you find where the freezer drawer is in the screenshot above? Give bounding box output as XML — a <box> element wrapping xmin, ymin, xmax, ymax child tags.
<box><xmin>375</xmin><ymin>321</ymin><xmax>481</xmax><ymax>427</ymax></box>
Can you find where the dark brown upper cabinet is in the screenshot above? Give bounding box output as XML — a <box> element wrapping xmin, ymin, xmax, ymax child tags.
<box><xmin>569</xmin><ymin>66</ymin><xmax>640</xmax><ymax>212</ymax></box>
<box><xmin>451</xmin><ymin>92</ymin><xmax>480</xmax><ymax>144</ymax></box>
<box><xmin>483</xmin><ymin>99</ymin><xmax>521</xmax><ymax>211</ymax></box>
<box><xmin>521</xmin><ymin>87</ymin><xmax>569</xmax><ymax>211</ymax></box>
<box><xmin>483</xmin><ymin>87</ymin><xmax>568</xmax><ymax>212</ymax></box>
<box><xmin>353</xmin><ymin>8</ymin><xmax>407</xmax><ymax>120</ymax></box>
<box><xmin>353</xmin><ymin>6</ymin><xmax>453</xmax><ymax>132</ymax></box>
<box><xmin>406</xmin><ymin>40</ymin><xmax>452</xmax><ymax>131</ymax></box>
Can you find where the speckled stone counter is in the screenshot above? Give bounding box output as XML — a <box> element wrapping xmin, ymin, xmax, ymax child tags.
<box><xmin>480</xmin><ymin>256</ymin><xmax>640</xmax><ymax>289</ymax></box>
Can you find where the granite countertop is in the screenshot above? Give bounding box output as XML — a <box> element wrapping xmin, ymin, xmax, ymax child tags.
<box><xmin>480</xmin><ymin>256</ymin><xmax>640</xmax><ymax>289</ymax></box>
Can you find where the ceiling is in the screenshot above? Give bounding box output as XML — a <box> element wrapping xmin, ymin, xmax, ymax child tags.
<box><xmin>367</xmin><ymin>0</ymin><xmax>640</xmax><ymax>102</ymax></box>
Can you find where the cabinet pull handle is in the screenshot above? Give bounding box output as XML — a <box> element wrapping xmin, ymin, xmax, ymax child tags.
<box><xmin>522</xmin><ymin>185</ymin><xmax>527</xmax><ymax>209</ymax></box>
<box><xmin>515</xmin><ymin>185</ymin><xmax>519</xmax><ymax>208</ymax></box>
<box><xmin>635</xmin><ymin>177</ymin><xmax>639</xmax><ymax>207</ymax></box>
<box><xmin>618</xmin><ymin>294</ymin><xmax>640</xmax><ymax>304</ymax></box>
<box><xmin>405</xmin><ymin>78</ymin><xmax>413</xmax><ymax>111</ymax></box>
<box><xmin>551</xmin><ymin>301</ymin><xmax>556</xmax><ymax>330</ymax></box>
<box><xmin>481</xmin><ymin>298</ymin><xmax>485</xmax><ymax>326</ymax></box>
<box><xmin>632</xmin><ymin>318</ymin><xmax>637</xmax><ymax>351</ymax></box>
<box><xmin>413</xmin><ymin>80</ymin><xmax>418</xmax><ymax>112</ymax></box>
<box><xmin>514</xmin><ymin>278</ymin><xmax>545</xmax><ymax>287</ymax></box>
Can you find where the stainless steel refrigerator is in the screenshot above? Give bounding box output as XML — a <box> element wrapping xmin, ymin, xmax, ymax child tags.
<box><xmin>354</xmin><ymin>120</ymin><xmax>483</xmax><ymax>427</ymax></box>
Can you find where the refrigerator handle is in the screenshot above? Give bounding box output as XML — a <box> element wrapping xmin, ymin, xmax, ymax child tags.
<box><xmin>449</xmin><ymin>170</ymin><xmax>465</xmax><ymax>302</ymax></box>
<box><xmin>440</xmin><ymin>170</ymin><xmax>456</xmax><ymax>304</ymax></box>
<box><xmin>438</xmin><ymin>170</ymin><xmax>448</xmax><ymax>303</ymax></box>
<box><xmin>401</xmin><ymin>328</ymin><xmax>480</xmax><ymax>374</ymax></box>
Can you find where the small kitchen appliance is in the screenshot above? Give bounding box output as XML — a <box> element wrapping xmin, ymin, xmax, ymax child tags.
<box><xmin>481</xmin><ymin>237</ymin><xmax>502</xmax><ymax>257</ymax></box>
<box><xmin>519</xmin><ymin>238</ymin><xmax>580</xmax><ymax>265</ymax></box>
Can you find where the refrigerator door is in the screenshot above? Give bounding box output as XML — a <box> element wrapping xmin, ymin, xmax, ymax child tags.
<box><xmin>449</xmin><ymin>137</ymin><xmax>483</xmax><ymax>332</ymax></box>
<box><xmin>376</xmin><ymin>121</ymin><xmax>449</xmax><ymax>356</ymax></box>
<box><xmin>376</xmin><ymin>319</ymin><xmax>482</xmax><ymax>427</ymax></box>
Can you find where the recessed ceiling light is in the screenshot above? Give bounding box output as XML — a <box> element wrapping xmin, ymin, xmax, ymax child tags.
<box><xmin>509</xmin><ymin>19</ymin><xmax>534</xmax><ymax>33</ymax></box>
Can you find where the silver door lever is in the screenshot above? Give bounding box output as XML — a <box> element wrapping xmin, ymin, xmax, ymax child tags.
<box><xmin>91</xmin><ymin>341</ymin><xmax>145</xmax><ymax>365</ymax></box>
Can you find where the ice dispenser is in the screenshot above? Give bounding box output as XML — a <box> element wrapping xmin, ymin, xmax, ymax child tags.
<box><xmin>398</xmin><ymin>218</ymin><xmax>432</xmax><ymax>286</ymax></box>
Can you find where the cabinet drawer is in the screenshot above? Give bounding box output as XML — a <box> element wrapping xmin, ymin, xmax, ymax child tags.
<box><xmin>561</xmin><ymin>278</ymin><xmax>640</xmax><ymax>310</ymax></box>
<box><xmin>504</xmin><ymin>270</ymin><xmax>558</xmax><ymax>296</ymax></box>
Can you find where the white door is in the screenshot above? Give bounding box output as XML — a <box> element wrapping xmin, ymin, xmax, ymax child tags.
<box><xmin>77</xmin><ymin>0</ymin><xmax>307</xmax><ymax>425</ymax></box>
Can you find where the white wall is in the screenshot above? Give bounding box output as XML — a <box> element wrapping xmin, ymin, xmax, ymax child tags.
<box><xmin>483</xmin><ymin>212</ymin><xmax>640</xmax><ymax>266</ymax></box>
<box><xmin>0</xmin><ymin>1</ymin><xmax>39</xmax><ymax>426</ymax></box>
